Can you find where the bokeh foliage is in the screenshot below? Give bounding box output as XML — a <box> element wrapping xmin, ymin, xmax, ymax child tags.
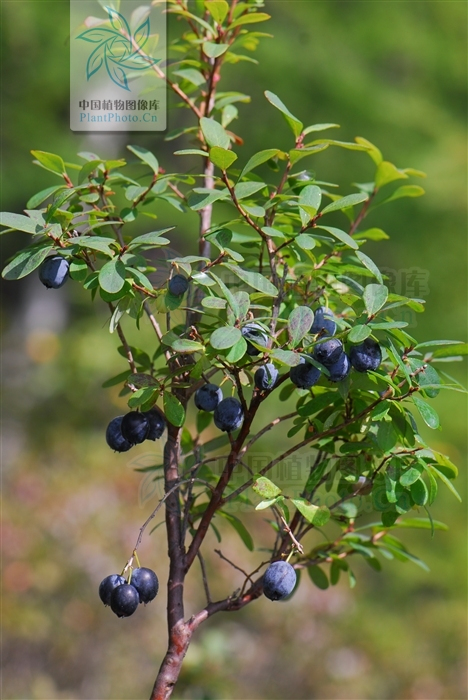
<box><xmin>2</xmin><ymin>1</ymin><xmax>466</xmax><ymax>699</ymax></box>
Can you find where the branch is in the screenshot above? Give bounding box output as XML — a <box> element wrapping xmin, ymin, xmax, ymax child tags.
<box><xmin>185</xmin><ymin>393</ymin><xmax>263</xmax><ymax>570</ymax></box>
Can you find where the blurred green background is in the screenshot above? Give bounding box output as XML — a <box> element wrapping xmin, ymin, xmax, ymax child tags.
<box><xmin>2</xmin><ymin>1</ymin><xmax>467</xmax><ymax>699</ymax></box>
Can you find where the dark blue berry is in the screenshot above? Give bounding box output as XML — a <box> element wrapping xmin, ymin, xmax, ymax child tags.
<box><xmin>39</xmin><ymin>256</ymin><xmax>70</xmax><ymax>289</ymax></box>
<box><xmin>99</xmin><ymin>574</ymin><xmax>126</xmax><ymax>606</ymax></box>
<box><xmin>241</xmin><ymin>323</ymin><xmax>269</xmax><ymax>356</ymax></box>
<box><xmin>106</xmin><ymin>416</ymin><xmax>132</xmax><ymax>453</ymax></box>
<box><xmin>214</xmin><ymin>397</ymin><xmax>244</xmax><ymax>432</ymax></box>
<box><xmin>110</xmin><ymin>583</ymin><xmax>140</xmax><ymax>617</ymax></box>
<box><xmin>168</xmin><ymin>274</ymin><xmax>189</xmax><ymax>296</ymax></box>
<box><xmin>263</xmin><ymin>561</ymin><xmax>297</xmax><ymax>601</ymax></box>
<box><xmin>143</xmin><ymin>408</ymin><xmax>166</xmax><ymax>440</ymax></box>
<box><xmin>130</xmin><ymin>567</ymin><xmax>159</xmax><ymax>604</ymax></box>
<box><xmin>290</xmin><ymin>357</ymin><xmax>321</xmax><ymax>389</ymax></box>
<box><xmin>349</xmin><ymin>338</ymin><xmax>382</xmax><ymax>372</ymax></box>
<box><xmin>121</xmin><ymin>411</ymin><xmax>149</xmax><ymax>445</ymax></box>
<box><xmin>313</xmin><ymin>337</ymin><xmax>343</xmax><ymax>367</ymax></box>
<box><xmin>328</xmin><ymin>352</ymin><xmax>351</xmax><ymax>382</ymax></box>
<box><xmin>254</xmin><ymin>363</ymin><xmax>278</xmax><ymax>391</ymax></box>
<box><xmin>310</xmin><ymin>306</ymin><xmax>336</xmax><ymax>336</ymax></box>
<box><xmin>194</xmin><ymin>384</ymin><xmax>223</xmax><ymax>412</ymax></box>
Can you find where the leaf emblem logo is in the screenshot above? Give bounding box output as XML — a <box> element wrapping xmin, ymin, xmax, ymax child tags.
<box><xmin>76</xmin><ymin>6</ymin><xmax>160</xmax><ymax>91</ymax></box>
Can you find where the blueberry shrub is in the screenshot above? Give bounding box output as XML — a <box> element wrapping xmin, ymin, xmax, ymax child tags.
<box><xmin>1</xmin><ymin>1</ymin><xmax>466</xmax><ymax>698</ymax></box>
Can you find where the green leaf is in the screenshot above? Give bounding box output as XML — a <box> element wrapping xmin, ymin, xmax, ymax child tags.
<box><xmin>377</xmin><ymin>421</ymin><xmax>398</xmax><ymax>453</ymax></box>
<box><xmin>0</xmin><ymin>212</ymin><xmax>44</xmax><ymax>235</ymax></box>
<box><xmin>390</xmin><ymin>518</ymin><xmax>447</xmax><ymax>531</ymax></box>
<box><xmin>31</xmin><ymin>150</ymin><xmax>66</xmax><ymax>175</ymax></box>
<box><xmin>234</xmin><ymin>181</ymin><xmax>266</xmax><ymax>200</ymax></box>
<box><xmin>288</xmin><ymin>306</ymin><xmax>314</xmax><ymax>347</ymax></box>
<box><xmin>411</xmin><ymin>478</ymin><xmax>428</xmax><ymax>506</ymax></box>
<box><xmin>98</xmin><ymin>259</ymin><xmax>127</xmax><ymax>293</ymax></box>
<box><xmin>75</xmin><ymin>236</ymin><xmax>115</xmax><ymax>256</ymax></box>
<box><xmin>353</xmin><ymin>228</ymin><xmax>389</xmax><ymax>242</ymax></box>
<box><xmin>264</xmin><ymin>90</ymin><xmax>303</xmax><ymax>138</ymax></box>
<box><xmin>268</xmin><ymin>350</ymin><xmax>300</xmax><ymax>367</ymax></box>
<box><xmin>355</xmin><ymin>136</ymin><xmax>383</xmax><ymax>165</ymax></box>
<box><xmin>294</xmin><ymin>234</ymin><xmax>316</xmax><ymax>250</ymax></box>
<box><xmin>291</xmin><ymin>498</ymin><xmax>330</xmax><ymax>526</ymax></box>
<box><xmin>218</xmin><ymin>511</ymin><xmax>254</xmax><ymax>551</ymax></box>
<box><xmin>172</xmin><ymin>68</ymin><xmax>206</xmax><ymax>87</ymax></box>
<box><xmin>127</xmin><ymin>228</ymin><xmax>173</xmax><ymax>250</ymax></box>
<box><xmin>289</xmin><ymin>144</ymin><xmax>329</xmax><ymax>164</ymax></box>
<box><xmin>203</xmin><ymin>41</ymin><xmax>229</xmax><ymax>58</ymax></box>
<box><xmin>432</xmin><ymin>343</ymin><xmax>468</xmax><ymax>358</ymax></box>
<box><xmin>255</xmin><ymin>497</ymin><xmax>280</xmax><ymax>511</ymax></box>
<box><xmin>209</xmin><ymin>146</ymin><xmax>238</xmax><ymax>170</ymax></box>
<box><xmin>321</xmin><ymin>192</ymin><xmax>368</xmax><ymax>214</ymax></box>
<box><xmin>400</xmin><ymin>468</ymin><xmax>421</xmax><ymax>487</ymax></box>
<box><xmin>429</xmin><ymin>466</ymin><xmax>462</xmax><ymax>502</ymax></box>
<box><xmin>303</xmin><ymin>123</ymin><xmax>340</xmax><ymax>135</ymax></box>
<box><xmin>348</xmin><ymin>324</ymin><xmax>371</xmax><ymax>343</ymax></box>
<box><xmin>202</xmin><ymin>296</ymin><xmax>226</xmax><ymax>310</ymax></box>
<box><xmin>170</xmin><ymin>339</ymin><xmax>205</xmax><ymax>354</ymax></box>
<box><xmin>174</xmin><ymin>149</ymin><xmax>208</xmax><ymax>157</ymax></box>
<box><xmin>363</xmin><ymin>284</ymin><xmax>389</xmax><ymax>316</ymax></box>
<box><xmin>209</xmin><ymin>271</ymin><xmax>240</xmax><ymax>317</ymax></box>
<box><xmin>315</xmin><ymin>225</ymin><xmax>358</xmax><ymax>250</ymax></box>
<box><xmin>356</xmin><ymin>251</ymin><xmax>383</xmax><ymax>284</ymax></box>
<box><xmin>187</xmin><ymin>188</ymin><xmax>229</xmax><ymax>211</ymax></box>
<box><xmin>163</xmin><ymin>393</ymin><xmax>185</xmax><ymax>427</ymax></box>
<box><xmin>431</xmin><ymin>451</ymin><xmax>458</xmax><ymax>479</ymax></box>
<box><xmin>210</xmin><ymin>326</ymin><xmax>242</xmax><ymax>350</ymax></box>
<box><xmin>381</xmin><ymin>185</ymin><xmax>425</xmax><ymax>204</ymax></box>
<box><xmin>239</xmin><ymin>149</ymin><xmax>280</xmax><ymax>178</ymax></box>
<box><xmin>252</xmin><ymin>476</ymin><xmax>282</xmax><ymax>499</ymax></box>
<box><xmin>308</xmin><ymin>565</ymin><xmax>329</xmax><ymax>590</ymax></box>
<box><xmin>261</xmin><ymin>226</ymin><xmax>287</xmax><ymax>240</ymax></box>
<box><xmin>69</xmin><ymin>259</ymin><xmax>89</xmax><ymax>282</ymax></box>
<box><xmin>2</xmin><ymin>245</ymin><xmax>53</xmax><ymax>280</ymax></box>
<box><xmin>229</xmin><ymin>12</ymin><xmax>271</xmax><ymax>28</ymax></box>
<box><xmin>412</xmin><ymin>396</ymin><xmax>440</xmax><ymax>429</ymax></box>
<box><xmin>200</xmin><ymin>117</ymin><xmax>230</xmax><ymax>149</ymax></box>
<box><xmin>224</xmin><ymin>335</ymin><xmax>247</xmax><ymax>362</ymax></box>
<box><xmin>26</xmin><ymin>186</ymin><xmax>64</xmax><ymax>209</ymax></box>
<box><xmin>223</xmin><ymin>264</ymin><xmax>278</xmax><ymax>296</ymax></box>
<box><xmin>375</xmin><ymin>161</ymin><xmax>407</xmax><ymax>189</ymax></box>
<box><xmin>298</xmin><ymin>185</ymin><xmax>322</xmax><ymax>226</ymax></box>
<box><xmin>127</xmin><ymin>144</ymin><xmax>159</xmax><ymax>173</ymax></box>
<box><xmin>204</xmin><ymin>0</ymin><xmax>229</xmax><ymax>24</ymax></box>
<box><xmin>128</xmin><ymin>387</ymin><xmax>157</xmax><ymax>409</ymax></box>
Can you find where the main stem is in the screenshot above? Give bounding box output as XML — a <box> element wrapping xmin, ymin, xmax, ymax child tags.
<box><xmin>150</xmin><ymin>421</ymin><xmax>190</xmax><ymax>700</ymax></box>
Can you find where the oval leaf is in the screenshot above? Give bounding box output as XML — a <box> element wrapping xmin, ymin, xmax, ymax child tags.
<box><xmin>412</xmin><ymin>396</ymin><xmax>440</xmax><ymax>429</ymax></box>
<box><xmin>363</xmin><ymin>284</ymin><xmax>389</xmax><ymax>316</ymax></box>
<box><xmin>288</xmin><ymin>306</ymin><xmax>314</xmax><ymax>347</ymax></box>
<box><xmin>99</xmin><ymin>259</ymin><xmax>127</xmax><ymax>293</ymax></box>
<box><xmin>163</xmin><ymin>392</ymin><xmax>185</xmax><ymax>427</ymax></box>
<box><xmin>210</xmin><ymin>326</ymin><xmax>242</xmax><ymax>350</ymax></box>
<box><xmin>252</xmin><ymin>476</ymin><xmax>282</xmax><ymax>499</ymax></box>
<box><xmin>2</xmin><ymin>245</ymin><xmax>53</xmax><ymax>280</ymax></box>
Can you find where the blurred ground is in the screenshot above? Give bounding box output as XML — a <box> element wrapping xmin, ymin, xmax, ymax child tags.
<box><xmin>1</xmin><ymin>1</ymin><xmax>467</xmax><ymax>699</ymax></box>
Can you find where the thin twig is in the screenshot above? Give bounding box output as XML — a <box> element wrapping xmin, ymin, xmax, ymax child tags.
<box><xmin>197</xmin><ymin>551</ymin><xmax>212</xmax><ymax>605</ymax></box>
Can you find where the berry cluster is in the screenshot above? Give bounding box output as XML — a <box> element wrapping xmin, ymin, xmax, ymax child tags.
<box><xmin>290</xmin><ymin>306</ymin><xmax>382</xmax><ymax>389</ymax></box>
<box><xmin>99</xmin><ymin>567</ymin><xmax>159</xmax><ymax>618</ymax></box>
<box><xmin>106</xmin><ymin>408</ymin><xmax>165</xmax><ymax>453</ymax></box>
<box><xmin>190</xmin><ymin>307</ymin><xmax>382</xmax><ymax>436</ymax></box>
<box><xmin>194</xmin><ymin>382</ymin><xmax>244</xmax><ymax>433</ymax></box>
